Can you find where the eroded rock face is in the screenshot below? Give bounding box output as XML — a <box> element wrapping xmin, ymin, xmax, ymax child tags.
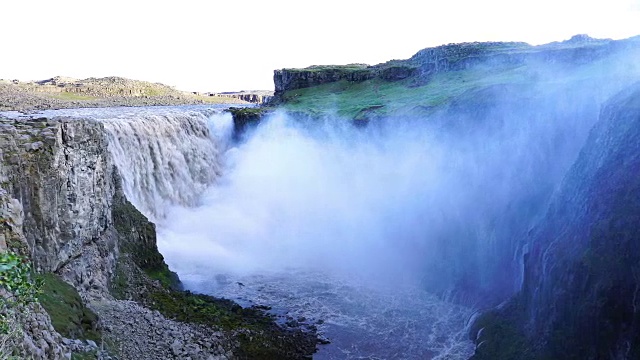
<box><xmin>0</xmin><ymin>188</ymin><xmax>24</xmax><ymax>251</ymax></box>
<box><xmin>0</xmin><ymin>185</ymin><xmax>70</xmax><ymax>360</ymax></box>
<box><xmin>0</xmin><ymin>117</ymin><xmax>117</xmax><ymax>294</ymax></box>
<box><xmin>524</xmin><ymin>83</ymin><xmax>640</xmax><ymax>358</ymax></box>
<box><xmin>473</xmin><ymin>83</ymin><xmax>640</xmax><ymax>359</ymax></box>
<box><xmin>273</xmin><ymin>65</ymin><xmax>377</xmax><ymax>94</ymax></box>
<box><xmin>0</xmin><ymin>116</ymin><xmax>170</xmax><ymax>358</ymax></box>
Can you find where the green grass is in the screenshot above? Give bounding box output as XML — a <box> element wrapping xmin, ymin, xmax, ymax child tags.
<box><xmin>145</xmin><ymin>288</ymin><xmax>315</xmax><ymax>359</ymax></box>
<box><xmin>285</xmin><ymin>64</ymin><xmax>370</xmax><ymax>72</ymax></box>
<box><xmin>280</xmin><ymin>65</ymin><xmax>532</xmax><ymax>119</ymax></box>
<box><xmin>49</xmin><ymin>92</ymin><xmax>97</xmax><ymax>101</ymax></box>
<box><xmin>71</xmin><ymin>350</ymin><xmax>98</xmax><ymax>360</ymax></box>
<box><xmin>278</xmin><ymin>48</ymin><xmax>638</xmax><ymax>121</ymax></box>
<box><xmin>145</xmin><ymin>263</ymin><xmax>181</xmax><ymax>290</ymax></box>
<box><xmin>36</xmin><ymin>273</ymin><xmax>100</xmax><ymax>341</ymax></box>
<box><xmin>140</xmin><ymin>87</ymin><xmax>168</xmax><ymax>97</ymax></box>
<box><xmin>196</xmin><ymin>95</ymin><xmax>247</xmax><ymax>104</ymax></box>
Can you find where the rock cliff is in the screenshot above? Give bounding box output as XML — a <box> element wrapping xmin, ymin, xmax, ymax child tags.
<box><xmin>273</xmin><ymin>64</ymin><xmax>378</xmax><ymax>95</ymax></box>
<box><xmin>0</xmin><ymin>117</ymin><xmax>118</xmax><ymax>292</ymax></box>
<box><xmin>0</xmin><ymin>116</ymin><xmax>166</xmax><ymax>358</ymax></box>
<box><xmin>0</xmin><ymin>189</ymin><xmax>71</xmax><ymax>359</ymax></box>
<box><xmin>472</xmin><ymin>83</ymin><xmax>640</xmax><ymax>359</ymax></box>
<box><xmin>211</xmin><ymin>91</ymin><xmax>274</xmax><ymax>104</ymax></box>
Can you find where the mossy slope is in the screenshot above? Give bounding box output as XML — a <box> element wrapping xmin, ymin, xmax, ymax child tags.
<box><xmin>274</xmin><ymin>35</ymin><xmax>640</xmax><ymax>121</ymax></box>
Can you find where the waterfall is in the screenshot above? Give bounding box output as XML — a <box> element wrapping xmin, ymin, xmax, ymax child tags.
<box><xmin>102</xmin><ymin>109</ymin><xmax>231</xmax><ymax>221</ymax></box>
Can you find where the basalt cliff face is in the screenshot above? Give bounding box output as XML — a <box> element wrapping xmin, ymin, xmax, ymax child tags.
<box><xmin>472</xmin><ymin>83</ymin><xmax>640</xmax><ymax>359</ymax></box>
<box><xmin>0</xmin><ymin>118</ymin><xmax>119</xmax><ymax>290</ymax></box>
<box><xmin>0</xmin><ymin>188</ymin><xmax>70</xmax><ymax>359</ymax></box>
<box><xmin>0</xmin><ymin>116</ymin><xmax>167</xmax><ymax>358</ymax></box>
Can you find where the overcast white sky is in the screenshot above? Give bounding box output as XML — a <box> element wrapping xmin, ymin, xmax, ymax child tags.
<box><xmin>1</xmin><ymin>0</ymin><xmax>639</xmax><ymax>92</ymax></box>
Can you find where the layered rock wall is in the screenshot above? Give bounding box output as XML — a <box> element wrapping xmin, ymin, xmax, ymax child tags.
<box><xmin>472</xmin><ymin>83</ymin><xmax>640</xmax><ymax>359</ymax></box>
<box><xmin>0</xmin><ymin>116</ymin><xmax>170</xmax><ymax>359</ymax></box>
<box><xmin>0</xmin><ymin>189</ymin><xmax>71</xmax><ymax>359</ymax></box>
<box><xmin>0</xmin><ymin>117</ymin><xmax>118</xmax><ymax>294</ymax></box>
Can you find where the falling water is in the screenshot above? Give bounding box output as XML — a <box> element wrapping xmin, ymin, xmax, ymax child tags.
<box><xmin>102</xmin><ymin>110</ymin><xmax>223</xmax><ymax>221</ymax></box>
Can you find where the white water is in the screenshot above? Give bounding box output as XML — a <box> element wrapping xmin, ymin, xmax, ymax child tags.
<box><xmin>102</xmin><ymin>110</ymin><xmax>222</xmax><ymax>221</ymax></box>
<box><xmin>155</xmin><ymin>111</ymin><xmax>477</xmax><ymax>359</ymax></box>
<box><xmin>5</xmin><ymin>105</ymin><xmax>232</xmax><ymax>221</ymax></box>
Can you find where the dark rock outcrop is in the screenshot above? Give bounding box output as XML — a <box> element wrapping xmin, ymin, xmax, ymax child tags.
<box><xmin>212</xmin><ymin>91</ymin><xmax>274</xmax><ymax>104</ymax></box>
<box><xmin>472</xmin><ymin>83</ymin><xmax>640</xmax><ymax>359</ymax></box>
<box><xmin>273</xmin><ymin>64</ymin><xmax>377</xmax><ymax>95</ymax></box>
<box><xmin>227</xmin><ymin>107</ymin><xmax>273</xmax><ymax>140</ymax></box>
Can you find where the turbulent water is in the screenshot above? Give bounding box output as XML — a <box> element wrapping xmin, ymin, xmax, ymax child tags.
<box><xmin>186</xmin><ymin>270</ymin><xmax>475</xmax><ymax>359</ymax></box>
<box><xmin>152</xmin><ymin>110</ymin><xmax>484</xmax><ymax>359</ymax></box>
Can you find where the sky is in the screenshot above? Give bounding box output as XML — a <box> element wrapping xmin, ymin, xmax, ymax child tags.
<box><xmin>1</xmin><ymin>0</ymin><xmax>639</xmax><ymax>92</ymax></box>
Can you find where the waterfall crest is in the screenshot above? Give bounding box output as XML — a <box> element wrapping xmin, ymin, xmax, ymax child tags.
<box><xmin>102</xmin><ymin>110</ymin><xmax>228</xmax><ymax>221</ymax></box>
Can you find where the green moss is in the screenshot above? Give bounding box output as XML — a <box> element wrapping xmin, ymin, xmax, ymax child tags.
<box><xmin>468</xmin><ymin>294</ymin><xmax>538</xmax><ymax>360</ymax></box>
<box><xmin>278</xmin><ymin>65</ymin><xmax>533</xmax><ymax>119</ymax></box>
<box><xmin>286</xmin><ymin>64</ymin><xmax>370</xmax><ymax>73</ymax></box>
<box><xmin>37</xmin><ymin>273</ymin><xmax>100</xmax><ymax>341</ymax></box>
<box><xmin>71</xmin><ymin>350</ymin><xmax>98</xmax><ymax>360</ymax></box>
<box><xmin>49</xmin><ymin>92</ymin><xmax>97</xmax><ymax>101</ymax></box>
<box><xmin>133</xmin><ymin>278</ymin><xmax>314</xmax><ymax>359</ymax></box>
<box><xmin>145</xmin><ymin>263</ymin><xmax>181</xmax><ymax>290</ymax></box>
<box><xmin>146</xmin><ymin>288</ymin><xmax>272</xmax><ymax>330</ymax></box>
<box><xmin>227</xmin><ymin>107</ymin><xmax>273</xmax><ymax>137</ymax></box>
<box><xmin>109</xmin><ymin>260</ymin><xmax>129</xmax><ymax>300</ymax></box>
<box><xmin>112</xmin><ymin>194</ymin><xmax>182</xmax><ymax>288</ymax></box>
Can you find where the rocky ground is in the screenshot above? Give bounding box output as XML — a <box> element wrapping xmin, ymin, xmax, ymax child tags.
<box><xmin>91</xmin><ymin>299</ymin><xmax>232</xmax><ymax>360</ymax></box>
<box><xmin>0</xmin><ymin>76</ymin><xmax>249</xmax><ymax>112</ymax></box>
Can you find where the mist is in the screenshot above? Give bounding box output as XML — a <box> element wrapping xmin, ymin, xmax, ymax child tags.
<box><xmin>156</xmin><ymin>84</ymin><xmax>601</xmax><ymax>301</ymax></box>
